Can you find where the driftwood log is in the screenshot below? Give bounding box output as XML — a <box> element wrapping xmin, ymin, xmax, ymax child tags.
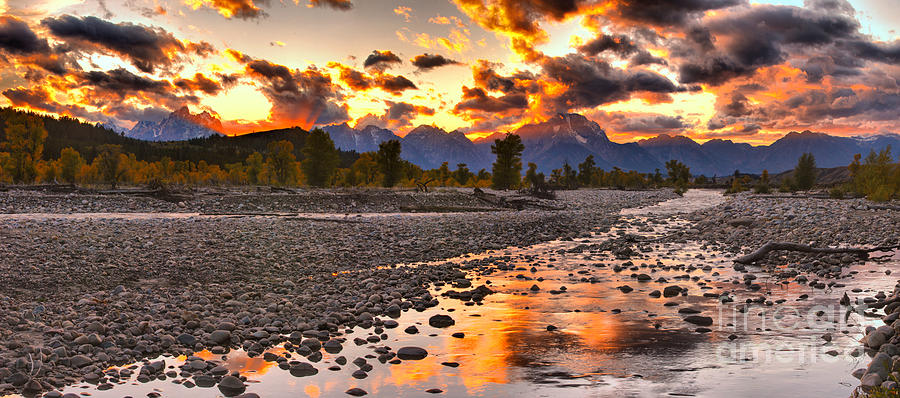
<box><xmin>734</xmin><ymin>242</ymin><xmax>899</xmax><ymax>264</ymax></box>
<box><xmin>472</xmin><ymin>188</ymin><xmax>566</xmax><ymax>210</ymax></box>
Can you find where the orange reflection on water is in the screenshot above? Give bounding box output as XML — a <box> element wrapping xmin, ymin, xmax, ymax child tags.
<box><xmin>303</xmin><ymin>383</ymin><xmax>320</xmax><ymax>398</ymax></box>
<box><xmin>183</xmin><ymin>348</ymin><xmax>286</xmax><ymax>377</ymax></box>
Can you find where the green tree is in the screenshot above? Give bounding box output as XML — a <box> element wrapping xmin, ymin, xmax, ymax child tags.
<box><xmin>245</xmin><ymin>152</ymin><xmax>264</xmax><ymax>185</ymax></box>
<box><xmin>265</xmin><ymin>140</ymin><xmax>298</xmax><ymax>185</ymax></box>
<box><xmin>524</xmin><ymin>162</ymin><xmax>538</xmax><ymax>187</ymax></box>
<box><xmin>491</xmin><ymin>133</ymin><xmax>524</xmax><ymax>190</ymax></box>
<box><xmin>562</xmin><ymin>161</ymin><xmax>578</xmax><ymax>189</ymax></box>
<box><xmin>377</xmin><ymin>140</ymin><xmax>403</xmax><ymax>187</ymax></box>
<box><xmin>651</xmin><ymin>168</ymin><xmax>663</xmax><ymax>187</ymax></box>
<box><xmin>58</xmin><ymin>147</ymin><xmax>85</xmax><ymax>184</ymax></box>
<box><xmin>300</xmin><ymin>128</ymin><xmax>340</xmax><ymax>187</ymax></box>
<box><xmin>665</xmin><ymin>159</ymin><xmax>690</xmax><ymax>185</ymax></box>
<box><xmin>793</xmin><ymin>153</ymin><xmax>817</xmax><ymax>190</ymax></box>
<box><xmin>2</xmin><ymin>114</ymin><xmax>47</xmax><ymax>183</ymax></box>
<box><xmin>851</xmin><ymin>147</ymin><xmax>898</xmax><ymax>201</ymax></box>
<box><xmin>95</xmin><ymin>144</ymin><xmax>125</xmax><ymax>188</ymax></box>
<box><xmin>452</xmin><ymin>163</ymin><xmax>473</xmax><ymax>186</ymax></box>
<box><xmin>577</xmin><ymin>155</ymin><xmax>595</xmax><ymax>187</ymax></box>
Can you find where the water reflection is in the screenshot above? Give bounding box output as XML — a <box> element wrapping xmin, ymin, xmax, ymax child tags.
<box><xmin>23</xmin><ymin>190</ymin><xmax>895</xmax><ymax>397</ymax></box>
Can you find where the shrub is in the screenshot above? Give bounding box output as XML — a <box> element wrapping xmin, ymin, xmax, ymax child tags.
<box><xmin>828</xmin><ymin>186</ymin><xmax>846</xmax><ymax>199</ymax></box>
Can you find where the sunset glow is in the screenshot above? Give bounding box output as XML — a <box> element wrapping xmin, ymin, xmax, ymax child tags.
<box><xmin>0</xmin><ymin>0</ymin><xmax>897</xmax><ymax>143</ymax></box>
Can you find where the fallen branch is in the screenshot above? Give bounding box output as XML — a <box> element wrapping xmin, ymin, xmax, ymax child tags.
<box><xmin>270</xmin><ymin>186</ymin><xmax>298</xmax><ymax>194</ymax></box>
<box><xmin>200</xmin><ymin>212</ymin><xmax>297</xmax><ymax>217</ymax></box>
<box><xmin>867</xmin><ymin>204</ymin><xmax>900</xmax><ymax>211</ymax></box>
<box><xmin>734</xmin><ymin>242</ymin><xmax>900</xmax><ymax>264</ymax></box>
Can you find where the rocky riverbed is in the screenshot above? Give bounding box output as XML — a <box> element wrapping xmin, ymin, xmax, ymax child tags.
<box><xmin>664</xmin><ymin>192</ymin><xmax>900</xmax><ymax>396</ymax></box>
<box><xmin>0</xmin><ymin>188</ymin><xmax>676</xmax><ymax>397</ymax></box>
<box><xmin>0</xmin><ymin>187</ymin><xmax>542</xmax><ymax>214</ymax></box>
<box><xmin>1</xmin><ymin>188</ymin><xmax>898</xmax><ymax>397</ymax></box>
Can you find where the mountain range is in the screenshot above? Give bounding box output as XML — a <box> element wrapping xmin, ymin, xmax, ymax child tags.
<box><xmin>326</xmin><ymin>113</ymin><xmax>900</xmax><ymax>175</ymax></box>
<box><xmin>126</xmin><ymin>106</ymin><xmax>224</xmax><ymax>141</ymax></box>
<box><xmin>127</xmin><ymin>109</ymin><xmax>900</xmax><ymax>175</ymax></box>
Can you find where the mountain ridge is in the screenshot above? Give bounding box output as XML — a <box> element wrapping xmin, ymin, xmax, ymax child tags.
<box><xmin>124</xmin><ymin>109</ymin><xmax>899</xmax><ymax>175</ymax></box>
<box><xmin>126</xmin><ymin>106</ymin><xmax>225</xmax><ymax>141</ymax></box>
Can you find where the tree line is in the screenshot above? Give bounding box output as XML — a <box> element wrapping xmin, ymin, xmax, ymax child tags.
<box><xmin>0</xmin><ymin>112</ymin><xmax>699</xmax><ymax>191</ymax></box>
<box><xmin>5</xmin><ymin>110</ymin><xmax>896</xmax><ymax>199</ymax></box>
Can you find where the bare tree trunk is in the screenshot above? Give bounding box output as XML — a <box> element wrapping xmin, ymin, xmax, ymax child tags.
<box><xmin>734</xmin><ymin>242</ymin><xmax>899</xmax><ymax>264</ymax></box>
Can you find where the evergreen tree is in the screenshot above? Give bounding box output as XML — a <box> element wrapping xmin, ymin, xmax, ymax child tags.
<box><xmin>452</xmin><ymin>163</ymin><xmax>472</xmax><ymax>186</ymax></box>
<box><xmin>490</xmin><ymin>133</ymin><xmax>524</xmax><ymax>190</ymax></box>
<box><xmin>793</xmin><ymin>153</ymin><xmax>817</xmax><ymax>190</ymax></box>
<box><xmin>562</xmin><ymin>161</ymin><xmax>578</xmax><ymax>189</ymax></box>
<box><xmin>525</xmin><ymin>162</ymin><xmax>539</xmax><ymax>187</ymax></box>
<box><xmin>577</xmin><ymin>155</ymin><xmax>595</xmax><ymax>187</ymax></box>
<box><xmin>377</xmin><ymin>140</ymin><xmax>403</xmax><ymax>187</ymax></box>
<box><xmin>652</xmin><ymin>168</ymin><xmax>663</xmax><ymax>187</ymax></box>
<box><xmin>300</xmin><ymin>128</ymin><xmax>340</xmax><ymax>187</ymax></box>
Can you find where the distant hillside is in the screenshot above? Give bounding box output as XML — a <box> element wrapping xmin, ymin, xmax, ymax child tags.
<box><xmin>0</xmin><ymin>107</ymin><xmax>358</xmax><ymax>167</ymax></box>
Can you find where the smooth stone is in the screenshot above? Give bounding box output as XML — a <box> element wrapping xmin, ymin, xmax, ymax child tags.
<box><xmin>429</xmin><ymin>315</ymin><xmax>455</xmax><ymax>328</ymax></box>
<box><xmin>397</xmin><ymin>347</ymin><xmax>428</xmax><ymax>360</ymax></box>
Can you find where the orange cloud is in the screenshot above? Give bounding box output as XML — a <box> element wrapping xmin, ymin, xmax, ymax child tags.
<box><xmin>184</xmin><ymin>0</ymin><xmax>266</xmax><ymax>19</ymax></box>
<box><xmin>393</xmin><ymin>6</ymin><xmax>412</xmax><ymax>22</ymax></box>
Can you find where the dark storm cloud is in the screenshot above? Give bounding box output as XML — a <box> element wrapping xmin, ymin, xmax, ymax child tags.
<box><xmin>782</xmin><ymin>88</ymin><xmax>900</xmax><ymax>122</ymax></box>
<box><xmin>333</xmin><ymin>64</ymin><xmax>373</xmax><ymax>90</ymax></box>
<box><xmin>578</xmin><ymin>33</ymin><xmax>638</xmax><ymax>57</ymax></box>
<box><xmin>329</xmin><ymin>62</ymin><xmax>416</xmax><ymax>94</ymax></box>
<box><xmin>607</xmin><ymin>0</ymin><xmax>745</xmax><ymax>26</ymax></box>
<box><xmin>355</xmin><ymin>100</ymin><xmax>433</xmax><ymax>130</ymax></box>
<box><xmin>675</xmin><ymin>4</ymin><xmax>869</xmax><ymax>85</ymax></box>
<box><xmin>241</xmin><ymin>57</ymin><xmax>349</xmax><ymax>126</ymax></box>
<box><xmin>374</xmin><ymin>74</ymin><xmax>417</xmax><ymax>94</ymax></box>
<box><xmin>541</xmin><ymin>54</ymin><xmax>681</xmax><ymax>111</ymax></box>
<box><xmin>472</xmin><ymin>60</ymin><xmax>517</xmax><ymax>93</ymax></box>
<box><xmin>363</xmin><ymin>50</ymin><xmax>402</xmax><ymax>70</ymax></box>
<box><xmin>174</xmin><ymin>73</ymin><xmax>224</xmax><ymax>95</ymax></box>
<box><xmin>622</xmin><ymin>115</ymin><xmax>690</xmax><ymax>133</ymax></box>
<box><xmin>2</xmin><ymin>85</ymin><xmax>125</xmax><ymax>125</ymax></box>
<box><xmin>79</xmin><ymin>68</ymin><xmax>172</xmax><ymax>95</ymax></box>
<box><xmin>41</xmin><ymin>15</ymin><xmax>214</xmax><ymax>73</ymax></box>
<box><xmin>470</xmin><ymin>60</ymin><xmax>538</xmax><ymax>94</ymax></box>
<box><xmin>630</xmin><ymin>51</ymin><xmax>667</xmax><ymax>66</ymax></box>
<box><xmin>410</xmin><ymin>53</ymin><xmax>461</xmax><ymax>70</ymax></box>
<box><xmin>387</xmin><ymin>101</ymin><xmax>434</xmax><ymax>120</ymax></box>
<box><xmin>0</xmin><ymin>17</ymin><xmax>50</xmax><ymax>55</ymax></box>
<box><xmin>308</xmin><ymin>0</ymin><xmax>353</xmax><ymax>10</ymax></box>
<box><xmin>454</xmin><ymin>86</ymin><xmax>528</xmax><ymax>113</ymax></box>
<box><xmin>842</xmin><ymin>40</ymin><xmax>900</xmax><ymax>64</ymax></box>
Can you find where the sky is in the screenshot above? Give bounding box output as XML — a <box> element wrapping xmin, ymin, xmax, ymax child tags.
<box><xmin>0</xmin><ymin>0</ymin><xmax>897</xmax><ymax>144</ymax></box>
